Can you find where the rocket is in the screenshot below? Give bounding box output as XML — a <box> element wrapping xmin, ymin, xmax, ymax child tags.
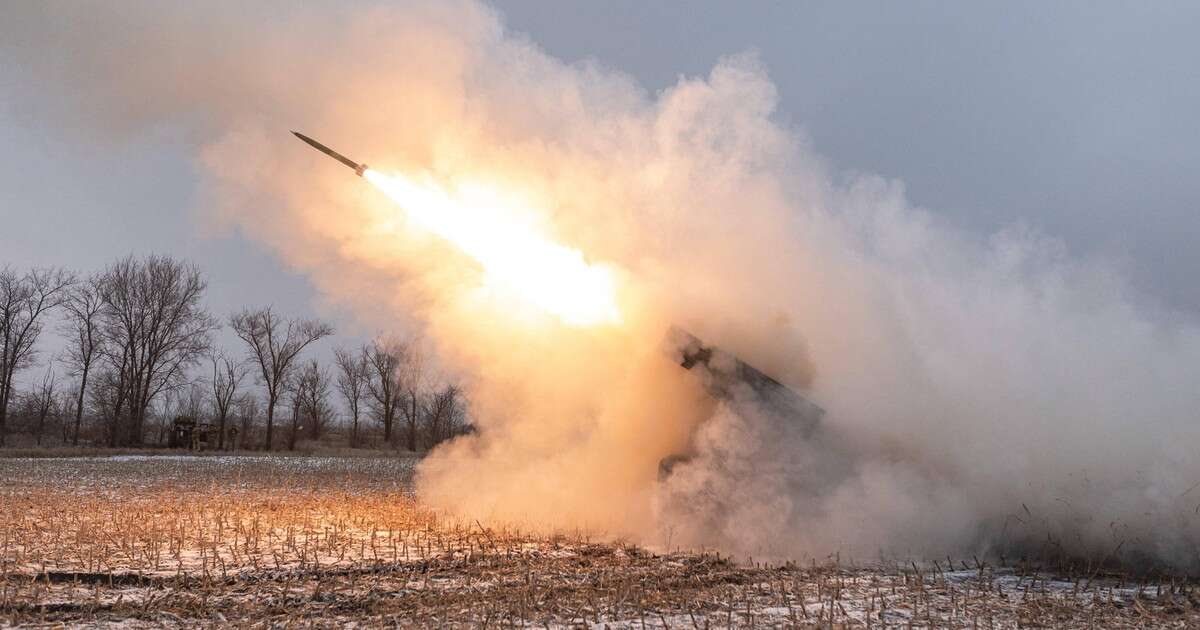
<box><xmin>292</xmin><ymin>131</ymin><xmax>368</xmax><ymax>176</ymax></box>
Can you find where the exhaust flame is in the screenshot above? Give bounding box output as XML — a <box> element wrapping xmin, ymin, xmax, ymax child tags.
<box><xmin>364</xmin><ymin>169</ymin><xmax>622</xmax><ymax>327</ymax></box>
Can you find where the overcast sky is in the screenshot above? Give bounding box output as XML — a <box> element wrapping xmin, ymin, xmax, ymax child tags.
<box><xmin>2</xmin><ymin>1</ymin><xmax>1198</xmax><ymax>338</ymax></box>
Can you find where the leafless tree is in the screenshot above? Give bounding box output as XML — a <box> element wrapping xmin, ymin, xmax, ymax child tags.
<box><xmin>57</xmin><ymin>387</ymin><xmax>75</xmax><ymax>444</ymax></box>
<box><xmin>98</xmin><ymin>255</ymin><xmax>216</xmax><ymax>445</ymax></box>
<box><xmin>284</xmin><ymin>374</ymin><xmax>304</xmax><ymax>451</ymax></box>
<box><xmin>0</xmin><ymin>266</ymin><xmax>74</xmax><ymax>446</ymax></box>
<box><xmin>161</xmin><ymin>381</ymin><xmax>205</xmax><ymax>420</ymax></box>
<box><xmin>229</xmin><ymin>307</ymin><xmax>332</xmax><ymax>451</ymax></box>
<box><xmin>333</xmin><ymin>346</ymin><xmax>369</xmax><ymax>448</ymax></box>
<box><xmin>27</xmin><ymin>367</ymin><xmax>58</xmax><ymax>447</ymax></box>
<box><xmin>233</xmin><ymin>392</ymin><xmax>260</xmax><ymax>450</ymax></box>
<box><xmin>180</xmin><ymin>381</ymin><xmax>207</xmax><ymax>420</ymax></box>
<box><xmin>364</xmin><ymin>338</ymin><xmax>405</xmax><ymax>447</ymax></box>
<box><xmin>209</xmin><ymin>351</ymin><xmax>245</xmax><ymax>450</ymax></box>
<box><xmin>398</xmin><ymin>342</ymin><xmax>427</xmax><ymax>452</ymax></box>
<box><xmin>155</xmin><ymin>382</ymin><xmax>206</xmax><ymax>447</ymax></box>
<box><xmin>147</xmin><ymin>399</ymin><xmax>174</xmax><ymax>447</ymax></box>
<box><xmin>282</xmin><ymin>360</ymin><xmax>334</xmax><ymax>451</ymax></box>
<box><xmin>88</xmin><ymin>367</ymin><xmax>125</xmax><ymax>446</ymax></box>
<box><xmin>60</xmin><ymin>274</ymin><xmax>105</xmax><ymax>446</ymax></box>
<box><xmin>298</xmin><ymin>359</ymin><xmax>333</xmax><ymax>442</ymax></box>
<box><xmin>58</xmin><ymin>388</ymin><xmax>76</xmax><ymax>441</ymax></box>
<box><xmin>424</xmin><ymin>383</ymin><xmax>465</xmax><ymax>449</ymax></box>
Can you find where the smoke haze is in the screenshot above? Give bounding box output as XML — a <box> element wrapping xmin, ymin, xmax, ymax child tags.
<box><xmin>5</xmin><ymin>1</ymin><xmax>1199</xmax><ymax>570</ymax></box>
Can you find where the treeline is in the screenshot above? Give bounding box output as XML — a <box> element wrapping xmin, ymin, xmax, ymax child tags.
<box><xmin>0</xmin><ymin>255</ymin><xmax>469</xmax><ymax>451</ymax></box>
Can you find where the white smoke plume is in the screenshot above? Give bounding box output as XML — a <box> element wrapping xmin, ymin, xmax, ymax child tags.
<box><xmin>5</xmin><ymin>0</ymin><xmax>1199</xmax><ymax>571</ymax></box>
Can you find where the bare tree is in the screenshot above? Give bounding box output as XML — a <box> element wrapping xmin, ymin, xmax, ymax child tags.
<box><xmin>61</xmin><ymin>274</ymin><xmax>105</xmax><ymax>446</ymax></box>
<box><xmin>364</xmin><ymin>338</ymin><xmax>405</xmax><ymax>447</ymax></box>
<box><xmin>157</xmin><ymin>381</ymin><xmax>207</xmax><ymax>448</ymax></box>
<box><xmin>57</xmin><ymin>387</ymin><xmax>75</xmax><ymax>444</ymax></box>
<box><xmin>28</xmin><ymin>367</ymin><xmax>58</xmax><ymax>447</ymax></box>
<box><xmin>398</xmin><ymin>342</ymin><xmax>427</xmax><ymax>452</ymax></box>
<box><xmin>333</xmin><ymin>346</ymin><xmax>369</xmax><ymax>448</ymax></box>
<box><xmin>284</xmin><ymin>374</ymin><xmax>304</xmax><ymax>451</ymax></box>
<box><xmin>98</xmin><ymin>256</ymin><xmax>216</xmax><ymax>445</ymax></box>
<box><xmin>299</xmin><ymin>359</ymin><xmax>333</xmax><ymax>442</ymax></box>
<box><xmin>424</xmin><ymin>383</ymin><xmax>464</xmax><ymax>449</ymax></box>
<box><xmin>209</xmin><ymin>351</ymin><xmax>245</xmax><ymax>450</ymax></box>
<box><xmin>229</xmin><ymin>307</ymin><xmax>332</xmax><ymax>451</ymax></box>
<box><xmin>155</xmin><ymin>378</ymin><xmax>188</xmax><ymax>446</ymax></box>
<box><xmin>282</xmin><ymin>360</ymin><xmax>334</xmax><ymax>451</ymax></box>
<box><xmin>147</xmin><ymin>398</ymin><xmax>175</xmax><ymax>447</ymax></box>
<box><xmin>183</xmin><ymin>382</ymin><xmax>208</xmax><ymax>420</ymax></box>
<box><xmin>88</xmin><ymin>367</ymin><xmax>125</xmax><ymax>446</ymax></box>
<box><xmin>233</xmin><ymin>392</ymin><xmax>260</xmax><ymax>450</ymax></box>
<box><xmin>0</xmin><ymin>266</ymin><xmax>74</xmax><ymax>446</ymax></box>
<box><xmin>163</xmin><ymin>381</ymin><xmax>207</xmax><ymax>421</ymax></box>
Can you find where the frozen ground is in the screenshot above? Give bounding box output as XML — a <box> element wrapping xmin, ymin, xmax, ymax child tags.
<box><xmin>1</xmin><ymin>455</ymin><xmax>1196</xmax><ymax>627</ymax></box>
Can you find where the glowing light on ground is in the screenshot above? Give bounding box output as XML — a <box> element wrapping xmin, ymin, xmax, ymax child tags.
<box><xmin>364</xmin><ymin>169</ymin><xmax>621</xmax><ymax>326</ymax></box>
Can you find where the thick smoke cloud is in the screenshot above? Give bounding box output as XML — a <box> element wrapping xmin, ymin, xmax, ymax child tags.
<box><xmin>5</xmin><ymin>1</ymin><xmax>1198</xmax><ymax>571</ymax></box>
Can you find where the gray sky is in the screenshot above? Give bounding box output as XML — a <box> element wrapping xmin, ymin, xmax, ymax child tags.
<box><xmin>2</xmin><ymin>0</ymin><xmax>1198</xmax><ymax>336</ymax></box>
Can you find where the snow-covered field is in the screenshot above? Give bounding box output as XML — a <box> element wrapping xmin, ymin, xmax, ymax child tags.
<box><xmin>1</xmin><ymin>455</ymin><xmax>1195</xmax><ymax>627</ymax></box>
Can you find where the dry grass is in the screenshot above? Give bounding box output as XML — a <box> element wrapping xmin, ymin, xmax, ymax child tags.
<box><xmin>1</xmin><ymin>456</ymin><xmax>1197</xmax><ymax>628</ymax></box>
<box><xmin>0</xmin><ymin>445</ymin><xmax>421</xmax><ymax>459</ymax></box>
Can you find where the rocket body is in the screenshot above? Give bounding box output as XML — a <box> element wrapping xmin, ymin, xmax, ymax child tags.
<box><xmin>292</xmin><ymin>131</ymin><xmax>368</xmax><ymax>176</ymax></box>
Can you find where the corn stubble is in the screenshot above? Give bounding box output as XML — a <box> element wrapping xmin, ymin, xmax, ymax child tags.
<box><xmin>1</xmin><ymin>457</ymin><xmax>1196</xmax><ymax>628</ymax></box>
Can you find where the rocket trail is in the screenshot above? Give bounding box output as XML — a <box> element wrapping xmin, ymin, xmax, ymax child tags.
<box><xmin>292</xmin><ymin>131</ymin><xmax>368</xmax><ymax>176</ymax></box>
<box><xmin>289</xmin><ymin>129</ymin><xmax>624</xmax><ymax>326</ymax></box>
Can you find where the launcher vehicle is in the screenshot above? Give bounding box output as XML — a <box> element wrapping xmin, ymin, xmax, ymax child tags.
<box><xmin>660</xmin><ymin>326</ymin><xmax>824</xmax><ymax>477</ymax></box>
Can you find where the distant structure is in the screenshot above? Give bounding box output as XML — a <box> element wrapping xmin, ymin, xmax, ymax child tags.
<box><xmin>169</xmin><ymin>416</ymin><xmax>219</xmax><ymax>450</ymax></box>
